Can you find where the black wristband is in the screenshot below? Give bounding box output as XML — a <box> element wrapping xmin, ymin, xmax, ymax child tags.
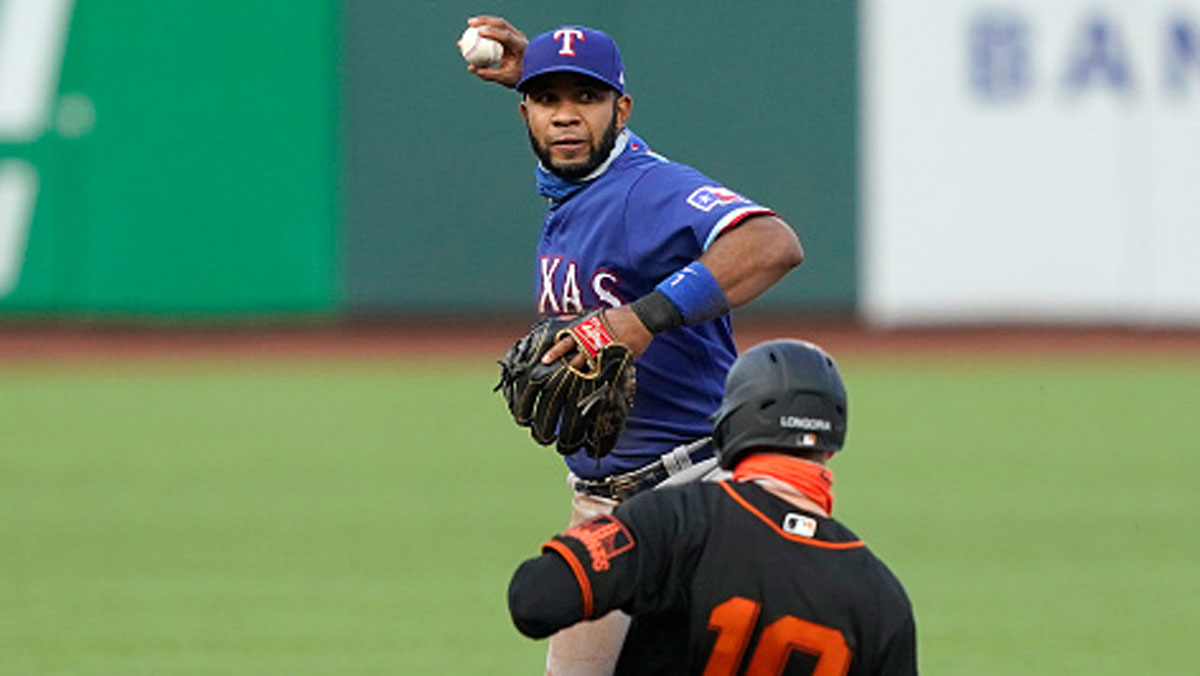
<box><xmin>630</xmin><ymin>289</ymin><xmax>684</xmax><ymax>335</ymax></box>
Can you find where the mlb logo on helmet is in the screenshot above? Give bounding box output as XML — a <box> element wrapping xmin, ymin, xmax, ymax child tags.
<box><xmin>517</xmin><ymin>25</ymin><xmax>626</xmax><ymax>93</ymax></box>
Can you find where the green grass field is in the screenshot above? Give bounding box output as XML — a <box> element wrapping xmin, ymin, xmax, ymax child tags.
<box><xmin>2</xmin><ymin>351</ymin><xmax>1198</xmax><ymax>674</ymax></box>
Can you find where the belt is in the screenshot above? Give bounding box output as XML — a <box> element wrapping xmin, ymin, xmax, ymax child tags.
<box><xmin>572</xmin><ymin>437</ymin><xmax>712</xmax><ymax>502</ymax></box>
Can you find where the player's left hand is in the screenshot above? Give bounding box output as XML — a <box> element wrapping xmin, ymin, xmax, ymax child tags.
<box><xmin>497</xmin><ymin>311</ymin><xmax>637</xmax><ymax>458</ymax></box>
<box><xmin>541</xmin><ymin>306</ymin><xmax>652</xmax><ymax>369</ymax></box>
<box><xmin>465</xmin><ymin>15</ymin><xmax>527</xmax><ymax>88</ymax></box>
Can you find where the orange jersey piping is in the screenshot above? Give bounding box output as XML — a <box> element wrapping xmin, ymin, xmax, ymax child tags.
<box><xmin>719</xmin><ymin>481</ymin><xmax>865</xmax><ymax>550</ymax></box>
<box><xmin>543</xmin><ymin>539</ymin><xmax>595</xmax><ymax>619</ymax></box>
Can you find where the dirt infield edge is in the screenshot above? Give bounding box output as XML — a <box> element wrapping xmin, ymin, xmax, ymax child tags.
<box><xmin>1</xmin><ymin>319</ymin><xmax>1199</xmax><ymax>362</ymax></box>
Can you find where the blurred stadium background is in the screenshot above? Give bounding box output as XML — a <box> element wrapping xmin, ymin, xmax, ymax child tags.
<box><xmin>2</xmin><ymin>1</ymin><xmax>1199</xmax><ymax>674</ymax></box>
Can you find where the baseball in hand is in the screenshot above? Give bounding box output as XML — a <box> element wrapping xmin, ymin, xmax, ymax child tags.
<box><xmin>459</xmin><ymin>26</ymin><xmax>503</xmax><ymax>67</ymax></box>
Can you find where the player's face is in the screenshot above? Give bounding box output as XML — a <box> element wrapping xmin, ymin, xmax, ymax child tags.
<box><xmin>520</xmin><ymin>73</ymin><xmax>632</xmax><ymax>180</ymax></box>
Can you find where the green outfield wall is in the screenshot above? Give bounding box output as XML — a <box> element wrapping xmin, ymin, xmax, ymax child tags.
<box><xmin>0</xmin><ymin>1</ymin><xmax>857</xmax><ymax>319</ymax></box>
<box><xmin>0</xmin><ymin>0</ymin><xmax>339</xmax><ymax>316</ymax></box>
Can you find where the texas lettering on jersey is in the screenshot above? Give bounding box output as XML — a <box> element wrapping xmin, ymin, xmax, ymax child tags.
<box><xmin>537</xmin><ymin>255</ymin><xmax>623</xmax><ymax>314</ymax></box>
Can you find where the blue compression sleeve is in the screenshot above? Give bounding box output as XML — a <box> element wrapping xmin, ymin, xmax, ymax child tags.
<box><xmin>654</xmin><ymin>261</ymin><xmax>730</xmax><ymax>326</ymax></box>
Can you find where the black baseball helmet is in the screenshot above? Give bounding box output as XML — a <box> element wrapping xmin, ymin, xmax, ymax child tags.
<box><xmin>711</xmin><ymin>339</ymin><xmax>848</xmax><ymax>470</ymax></box>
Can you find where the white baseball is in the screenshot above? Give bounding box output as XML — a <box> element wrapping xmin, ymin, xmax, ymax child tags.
<box><xmin>459</xmin><ymin>26</ymin><xmax>503</xmax><ymax>67</ymax></box>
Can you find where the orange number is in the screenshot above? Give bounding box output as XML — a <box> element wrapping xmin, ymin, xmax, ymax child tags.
<box><xmin>703</xmin><ymin>597</ymin><xmax>852</xmax><ymax>676</ymax></box>
<box><xmin>703</xmin><ymin>597</ymin><xmax>760</xmax><ymax>676</ymax></box>
<box><xmin>746</xmin><ymin>614</ymin><xmax>851</xmax><ymax>676</ymax></box>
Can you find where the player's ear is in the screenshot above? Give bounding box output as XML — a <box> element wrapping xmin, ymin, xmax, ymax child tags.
<box><xmin>616</xmin><ymin>94</ymin><xmax>632</xmax><ymax>129</ymax></box>
<box><xmin>519</xmin><ymin>99</ymin><xmax>529</xmax><ymax>121</ymax></box>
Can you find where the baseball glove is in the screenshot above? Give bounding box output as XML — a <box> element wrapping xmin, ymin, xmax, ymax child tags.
<box><xmin>496</xmin><ymin>311</ymin><xmax>636</xmax><ymax>458</ymax></box>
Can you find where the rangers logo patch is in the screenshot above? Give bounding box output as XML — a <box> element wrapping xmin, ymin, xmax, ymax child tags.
<box><xmin>562</xmin><ymin>515</ymin><xmax>635</xmax><ymax>572</ymax></box>
<box><xmin>686</xmin><ymin>185</ymin><xmax>748</xmax><ymax>212</ymax></box>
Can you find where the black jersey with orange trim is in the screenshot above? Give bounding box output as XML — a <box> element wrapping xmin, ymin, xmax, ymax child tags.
<box><xmin>508</xmin><ymin>480</ymin><xmax>916</xmax><ymax>675</ymax></box>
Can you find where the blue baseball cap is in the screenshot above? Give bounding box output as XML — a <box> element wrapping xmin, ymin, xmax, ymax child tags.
<box><xmin>516</xmin><ymin>26</ymin><xmax>626</xmax><ymax>94</ymax></box>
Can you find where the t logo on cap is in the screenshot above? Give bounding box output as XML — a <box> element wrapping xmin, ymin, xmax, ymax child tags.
<box><xmin>516</xmin><ymin>25</ymin><xmax>626</xmax><ymax>94</ymax></box>
<box><xmin>554</xmin><ymin>28</ymin><xmax>585</xmax><ymax>56</ymax></box>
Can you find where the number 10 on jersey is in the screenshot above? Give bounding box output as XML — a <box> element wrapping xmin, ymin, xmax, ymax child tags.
<box><xmin>704</xmin><ymin>596</ymin><xmax>851</xmax><ymax>676</ymax></box>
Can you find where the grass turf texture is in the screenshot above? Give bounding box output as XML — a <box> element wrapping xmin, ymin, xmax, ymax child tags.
<box><xmin>1</xmin><ymin>353</ymin><xmax>1198</xmax><ymax>674</ymax></box>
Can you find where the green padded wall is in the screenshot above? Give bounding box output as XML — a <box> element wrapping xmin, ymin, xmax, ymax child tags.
<box><xmin>0</xmin><ymin>0</ymin><xmax>338</xmax><ymax>316</ymax></box>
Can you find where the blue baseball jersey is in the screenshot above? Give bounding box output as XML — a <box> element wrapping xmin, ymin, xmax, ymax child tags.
<box><xmin>534</xmin><ymin>130</ymin><xmax>775</xmax><ymax>479</ymax></box>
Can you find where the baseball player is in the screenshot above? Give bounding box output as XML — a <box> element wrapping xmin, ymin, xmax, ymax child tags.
<box><xmin>508</xmin><ymin>339</ymin><xmax>918</xmax><ymax>675</ymax></box>
<box><xmin>465</xmin><ymin>16</ymin><xmax>805</xmax><ymax>673</ymax></box>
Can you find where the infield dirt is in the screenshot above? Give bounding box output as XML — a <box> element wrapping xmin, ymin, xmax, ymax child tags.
<box><xmin>1</xmin><ymin>318</ymin><xmax>1198</xmax><ymax>362</ymax></box>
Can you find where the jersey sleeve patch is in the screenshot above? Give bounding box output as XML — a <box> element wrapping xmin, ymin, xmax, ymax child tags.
<box><xmin>686</xmin><ymin>185</ymin><xmax>750</xmax><ymax>212</ymax></box>
<box><xmin>560</xmin><ymin>514</ymin><xmax>635</xmax><ymax>572</ymax></box>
